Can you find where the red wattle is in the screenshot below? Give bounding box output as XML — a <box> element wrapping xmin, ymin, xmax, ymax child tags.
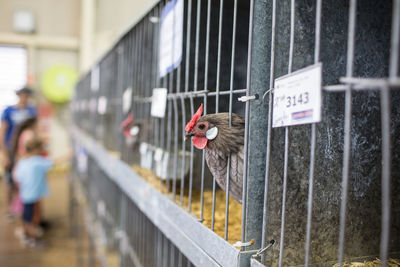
<box><xmin>192</xmin><ymin>136</ymin><xmax>208</xmax><ymax>149</ymax></box>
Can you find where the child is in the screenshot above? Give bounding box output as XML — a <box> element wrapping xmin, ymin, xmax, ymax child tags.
<box><xmin>14</xmin><ymin>138</ymin><xmax>53</xmax><ymax>247</ymax></box>
<box><xmin>9</xmin><ymin>117</ymin><xmax>40</xmax><ymax>220</ymax></box>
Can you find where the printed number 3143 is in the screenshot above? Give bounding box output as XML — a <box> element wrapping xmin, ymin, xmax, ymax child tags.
<box><xmin>286</xmin><ymin>92</ymin><xmax>309</xmax><ymax>108</ymax></box>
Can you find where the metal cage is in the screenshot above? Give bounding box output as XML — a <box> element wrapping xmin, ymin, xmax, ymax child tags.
<box><xmin>71</xmin><ymin>0</ymin><xmax>400</xmax><ymax>266</ymax></box>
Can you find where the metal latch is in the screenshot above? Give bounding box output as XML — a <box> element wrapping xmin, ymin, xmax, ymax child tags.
<box><xmin>238</xmin><ymin>94</ymin><xmax>259</xmax><ymax>102</ymax></box>
<box><xmin>251</xmin><ymin>240</ymin><xmax>275</xmax><ymax>258</ymax></box>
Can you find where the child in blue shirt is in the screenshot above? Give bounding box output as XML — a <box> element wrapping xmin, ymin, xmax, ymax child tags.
<box><xmin>0</xmin><ymin>87</ymin><xmax>36</xmax><ymax>220</ymax></box>
<box><xmin>14</xmin><ymin>138</ymin><xmax>53</xmax><ymax>247</ymax></box>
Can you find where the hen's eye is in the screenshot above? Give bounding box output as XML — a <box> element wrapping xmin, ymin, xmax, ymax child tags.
<box><xmin>198</xmin><ymin>124</ymin><xmax>205</xmax><ymax>130</ymax></box>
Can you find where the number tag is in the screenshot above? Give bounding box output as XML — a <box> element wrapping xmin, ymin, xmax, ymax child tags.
<box><xmin>151</xmin><ymin>88</ymin><xmax>168</xmax><ymax>118</ymax></box>
<box><xmin>89</xmin><ymin>98</ymin><xmax>97</xmax><ymax>114</ymax></box>
<box><xmin>123</xmin><ymin>87</ymin><xmax>132</xmax><ymax>114</ymax></box>
<box><xmin>272</xmin><ymin>63</ymin><xmax>322</xmax><ymax>127</ymax></box>
<box><xmin>91</xmin><ymin>65</ymin><xmax>100</xmax><ymax>91</ymax></box>
<box><xmin>82</xmin><ymin>100</ymin><xmax>87</xmax><ymax>111</ymax></box>
<box><xmin>98</xmin><ymin>96</ymin><xmax>107</xmax><ymax>115</ymax></box>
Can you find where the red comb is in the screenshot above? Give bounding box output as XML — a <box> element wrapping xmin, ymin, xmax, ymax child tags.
<box><xmin>121</xmin><ymin>113</ymin><xmax>134</xmax><ymax>129</ymax></box>
<box><xmin>121</xmin><ymin>113</ymin><xmax>134</xmax><ymax>137</ymax></box>
<box><xmin>185</xmin><ymin>104</ymin><xmax>203</xmax><ymax>132</ymax></box>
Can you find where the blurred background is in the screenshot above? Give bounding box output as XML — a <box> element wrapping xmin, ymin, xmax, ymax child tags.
<box><xmin>0</xmin><ymin>0</ymin><xmax>157</xmax><ymax>157</ymax></box>
<box><xmin>0</xmin><ymin>1</ymin><xmax>156</xmax><ymax>266</ymax></box>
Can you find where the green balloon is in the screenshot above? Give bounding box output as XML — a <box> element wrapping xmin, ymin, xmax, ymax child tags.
<box><xmin>41</xmin><ymin>65</ymin><xmax>78</xmax><ymax>103</ymax></box>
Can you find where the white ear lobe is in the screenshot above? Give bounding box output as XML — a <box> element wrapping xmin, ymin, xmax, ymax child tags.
<box><xmin>206</xmin><ymin>127</ymin><xmax>218</xmax><ymax>140</ymax></box>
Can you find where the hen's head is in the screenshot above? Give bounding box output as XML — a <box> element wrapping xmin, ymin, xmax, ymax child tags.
<box><xmin>185</xmin><ymin>104</ymin><xmax>218</xmax><ymax>149</ymax></box>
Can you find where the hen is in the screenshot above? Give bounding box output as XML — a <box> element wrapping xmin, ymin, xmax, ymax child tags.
<box><xmin>185</xmin><ymin>104</ymin><xmax>245</xmax><ymax>203</ymax></box>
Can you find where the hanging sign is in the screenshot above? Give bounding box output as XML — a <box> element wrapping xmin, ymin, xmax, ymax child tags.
<box><xmin>91</xmin><ymin>65</ymin><xmax>100</xmax><ymax>91</ymax></box>
<box><xmin>97</xmin><ymin>96</ymin><xmax>107</xmax><ymax>115</ymax></box>
<box><xmin>82</xmin><ymin>100</ymin><xmax>87</xmax><ymax>111</ymax></box>
<box><xmin>151</xmin><ymin>88</ymin><xmax>168</xmax><ymax>118</ymax></box>
<box><xmin>89</xmin><ymin>98</ymin><xmax>97</xmax><ymax>113</ymax></box>
<box><xmin>97</xmin><ymin>200</ymin><xmax>106</xmax><ymax>218</ymax></box>
<box><xmin>123</xmin><ymin>87</ymin><xmax>132</xmax><ymax>114</ymax></box>
<box><xmin>159</xmin><ymin>0</ymin><xmax>183</xmax><ymax>77</ymax></box>
<box><xmin>272</xmin><ymin>63</ymin><xmax>322</xmax><ymax>127</ymax></box>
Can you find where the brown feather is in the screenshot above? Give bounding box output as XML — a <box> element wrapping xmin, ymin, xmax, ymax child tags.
<box><xmin>199</xmin><ymin>113</ymin><xmax>245</xmax><ymax>203</ymax></box>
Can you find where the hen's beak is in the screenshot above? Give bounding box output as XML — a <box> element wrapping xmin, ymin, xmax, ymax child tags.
<box><xmin>184</xmin><ymin>132</ymin><xmax>195</xmax><ymax>141</ymax></box>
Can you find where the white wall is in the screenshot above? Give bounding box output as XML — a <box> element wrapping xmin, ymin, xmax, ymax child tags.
<box><xmin>81</xmin><ymin>0</ymin><xmax>158</xmax><ymax>72</ymax></box>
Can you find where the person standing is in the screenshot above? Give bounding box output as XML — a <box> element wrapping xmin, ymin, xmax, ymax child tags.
<box><xmin>0</xmin><ymin>87</ymin><xmax>36</xmax><ymax>220</ymax></box>
<box><xmin>14</xmin><ymin>139</ymin><xmax>52</xmax><ymax>247</ymax></box>
<box><xmin>8</xmin><ymin>117</ymin><xmax>40</xmax><ymax>221</ymax></box>
<box><xmin>11</xmin><ymin>117</ymin><xmax>39</xmax><ymax>160</ymax></box>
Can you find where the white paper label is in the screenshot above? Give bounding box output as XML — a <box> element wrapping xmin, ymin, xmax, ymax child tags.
<box><xmin>154</xmin><ymin>148</ymin><xmax>163</xmax><ymax>162</ymax></box>
<box><xmin>160</xmin><ymin>151</ymin><xmax>170</xmax><ymax>179</ymax></box>
<box><xmin>151</xmin><ymin>88</ymin><xmax>168</xmax><ymax>118</ymax></box>
<box><xmin>82</xmin><ymin>100</ymin><xmax>87</xmax><ymax>111</ymax></box>
<box><xmin>123</xmin><ymin>87</ymin><xmax>132</xmax><ymax>114</ymax></box>
<box><xmin>272</xmin><ymin>64</ymin><xmax>322</xmax><ymax>127</ymax></box>
<box><xmin>98</xmin><ymin>96</ymin><xmax>107</xmax><ymax>115</ymax></box>
<box><xmin>97</xmin><ymin>201</ymin><xmax>106</xmax><ymax>217</ymax></box>
<box><xmin>120</xmin><ymin>233</ymin><xmax>128</xmax><ymax>255</ymax></box>
<box><xmin>90</xmin><ymin>98</ymin><xmax>97</xmax><ymax>113</ymax></box>
<box><xmin>91</xmin><ymin>65</ymin><xmax>100</xmax><ymax>91</ymax></box>
<box><xmin>139</xmin><ymin>142</ymin><xmax>148</xmax><ymax>155</ymax></box>
<box><xmin>159</xmin><ymin>0</ymin><xmax>183</xmax><ymax>77</ymax></box>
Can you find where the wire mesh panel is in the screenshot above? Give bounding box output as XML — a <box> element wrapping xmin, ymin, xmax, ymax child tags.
<box><xmin>253</xmin><ymin>0</ymin><xmax>400</xmax><ymax>266</ymax></box>
<box><xmin>99</xmin><ymin>49</ymin><xmax>119</xmax><ymax>151</ymax></box>
<box><xmin>105</xmin><ymin>0</ymin><xmax>254</xmax><ymax>246</ymax></box>
<box><xmin>121</xmin><ymin>191</ymin><xmax>194</xmax><ymax>267</ymax></box>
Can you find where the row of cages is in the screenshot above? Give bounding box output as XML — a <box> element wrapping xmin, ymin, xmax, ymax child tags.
<box><xmin>71</xmin><ymin>0</ymin><xmax>400</xmax><ymax>266</ymax></box>
<box><xmin>70</xmin><ymin>155</ymin><xmax>195</xmax><ymax>267</ymax></box>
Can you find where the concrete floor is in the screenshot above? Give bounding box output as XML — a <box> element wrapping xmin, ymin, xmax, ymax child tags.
<box><xmin>0</xmin><ymin>172</ymin><xmax>78</xmax><ymax>267</ymax></box>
